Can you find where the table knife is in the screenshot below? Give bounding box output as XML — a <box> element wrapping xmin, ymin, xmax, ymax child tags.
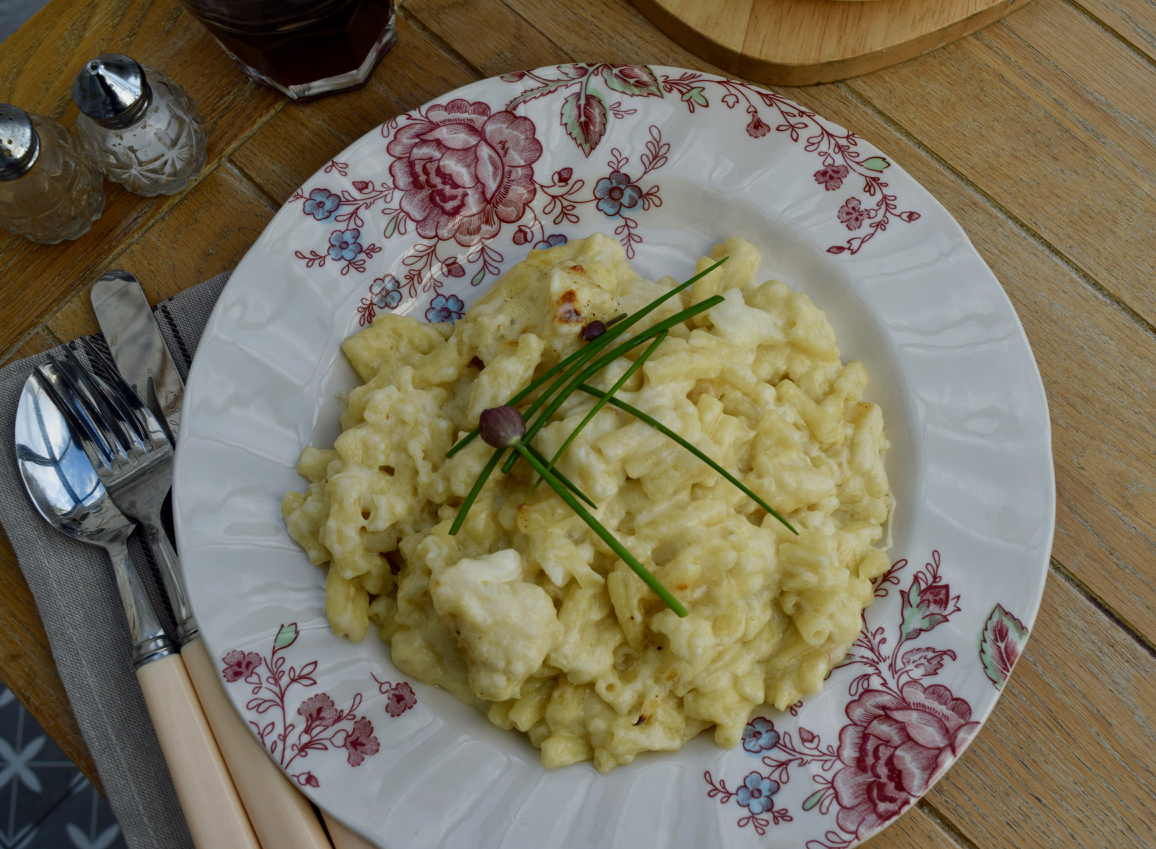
<box><xmin>91</xmin><ymin>270</ymin><xmax>184</xmax><ymax>441</ymax></box>
<box><xmin>91</xmin><ymin>272</ymin><xmax>334</xmax><ymax>849</ymax></box>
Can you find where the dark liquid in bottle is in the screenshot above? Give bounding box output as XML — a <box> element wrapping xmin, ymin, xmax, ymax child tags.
<box><xmin>186</xmin><ymin>0</ymin><xmax>395</xmax><ymax>92</ymax></box>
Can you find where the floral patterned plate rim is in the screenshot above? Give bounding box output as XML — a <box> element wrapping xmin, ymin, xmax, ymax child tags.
<box><xmin>172</xmin><ymin>65</ymin><xmax>1054</xmax><ymax>849</ymax></box>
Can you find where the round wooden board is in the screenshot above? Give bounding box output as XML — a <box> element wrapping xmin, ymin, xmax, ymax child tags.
<box><xmin>627</xmin><ymin>0</ymin><xmax>1035</xmax><ymax>85</ymax></box>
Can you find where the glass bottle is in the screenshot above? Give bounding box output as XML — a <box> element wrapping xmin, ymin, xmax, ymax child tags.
<box><xmin>73</xmin><ymin>54</ymin><xmax>207</xmax><ymax>197</ymax></box>
<box><xmin>0</xmin><ymin>104</ymin><xmax>105</xmax><ymax>244</ymax></box>
<box><xmin>174</xmin><ymin>0</ymin><xmax>397</xmax><ymax>103</ymax></box>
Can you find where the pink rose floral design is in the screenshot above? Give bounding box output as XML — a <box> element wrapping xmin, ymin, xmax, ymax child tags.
<box><xmin>899</xmin><ymin>566</ymin><xmax>961</xmax><ymax>645</ymax></box>
<box><xmin>832</xmin><ymin>682</ymin><xmax>980</xmax><ymax>839</ymax></box>
<box><xmin>221</xmin><ymin>650</ymin><xmax>261</xmax><ymax>682</ymax></box>
<box><xmin>814</xmin><ymin>165</ymin><xmax>850</xmax><ymax>191</ymax></box>
<box><xmin>298</xmin><ymin>693</ymin><xmax>339</xmax><ymax>733</ymax></box>
<box><xmin>221</xmin><ymin>624</ymin><xmax>382</xmax><ymax>787</ymax></box>
<box><xmin>383</xmin><ymin>682</ymin><xmax>417</xmax><ymax>717</ymax></box>
<box><xmin>387</xmin><ymin>99</ymin><xmax>543</xmax><ymax>247</ymax></box>
<box><xmin>838</xmin><ymin>197</ymin><xmax>868</xmax><ymax>230</ymax></box>
<box><xmin>343</xmin><ymin>716</ymin><xmax>380</xmax><ymax>766</ymax></box>
<box><xmin>373</xmin><ymin>674</ymin><xmax>420</xmax><ymax>719</ymax></box>
<box><xmin>746</xmin><ymin>109</ymin><xmax>771</xmax><ymax>138</ymax></box>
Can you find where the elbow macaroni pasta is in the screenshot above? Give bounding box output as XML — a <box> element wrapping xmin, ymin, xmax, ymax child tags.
<box><xmin>283</xmin><ymin>234</ymin><xmax>893</xmax><ymax>772</ymax></box>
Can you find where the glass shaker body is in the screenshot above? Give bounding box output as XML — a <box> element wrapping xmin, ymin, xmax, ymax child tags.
<box><xmin>76</xmin><ymin>67</ymin><xmax>207</xmax><ymax>197</ymax></box>
<box><xmin>0</xmin><ymin>114</ymin><xmax>104</xmax><ymax>244</ymax></box>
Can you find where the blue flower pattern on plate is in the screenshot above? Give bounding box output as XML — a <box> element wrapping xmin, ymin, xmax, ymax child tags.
<box><xmin>426</xmin><ymin>294</ymin><xmax>465</xmax><ymax>323</ymax></box>
<box><xmin>735</xmin><ymin>772</ymin><xmax>779</xmax><ymax>816</ymax></box>
<box><xmin>303</xmin><ymin>188</ymin><xmax>341</xmax><ymax>221</ymax></box>
<box><xmin>534</xmin><ymin>233</ymin><xmax>568</xmax><ymax>250</ymax></box>
<box><xmin>742</xmin><ymin>716</ymin><xmax>780</xmax><ymax>754</ymax></box>
<box><xmin>328</xmin><ymin>229</ymin><xmax>364</xmax><ymax>262</ymax></box>
<box><xmin>594</xmin><ymin>171</ymin><xmax>642</xmax><ymax>217</ymax></box>
<box><xmin>370</xmin><ymin>275</ymin><xmax>404</xmax><ymax>310</ymax></box>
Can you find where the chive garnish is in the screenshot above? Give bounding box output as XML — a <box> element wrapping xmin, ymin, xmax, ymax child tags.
<box><xmin>448</xmin><ymin>447</ymin><xmax>508</xmax><ymax>536</ymax></box>
<box><xmin>576</xmin><ymin>385</ymin><xmax>798</xmax><ymax>535</ymax></box>
<box><xmin>531</xmin><ymin>330</ymin><xmax>669</xmax><ymax>495</ymax></box>
<box><xmin>515</xmin><ymin>441</ymin><xmax>687</xmax><ymax>617</ymax></box>
<box><xmin>525</xmin><ymin>442</ymin><xmax>596</xmax><ymax>508</ymax></box>
<box><xmin>444</xmin><ymin>257</ymin><xmax>728</xmax><ymax>459</ymax></box>
<box><xmin>470</xmin><ymin>406</ymin><xmax>688</xmax><ymax>618</ymax></box>
<box><xmin>501</xmin><ymin>295</ymin><xmax>725</xmax><ymax>476</ymax></box>
<box><xmin>441</xmin><ymin>255</ymin><xmax>795</xmax><ymax>619</ymax></box>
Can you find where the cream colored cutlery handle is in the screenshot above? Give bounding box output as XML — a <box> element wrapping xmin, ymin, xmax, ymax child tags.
<box><xmin>322</xmin><ymin>812</ymin><xmax>378</xmax><ymax>849</ymax></box>
<box><xmin>182</xmin><ymin>637</ymin><xmax>334</xmax><ymax>849</ymax></box>
<box><xmin>136</xmin><ymin>653</ymin><xmax>262</xmax><ymax>849</ymax></box>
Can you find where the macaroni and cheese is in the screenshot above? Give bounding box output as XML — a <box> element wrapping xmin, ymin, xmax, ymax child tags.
<box><xmin>283</xmin><ymin>234</ymin><xmax>893</xmax><ymax>772</ymax></box>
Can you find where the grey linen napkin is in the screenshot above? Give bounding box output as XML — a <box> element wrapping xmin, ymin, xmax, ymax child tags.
<box><xmin>0</xmin><ymin>272</ymin><xmax>231</xmax><ymax>849</ymax></box>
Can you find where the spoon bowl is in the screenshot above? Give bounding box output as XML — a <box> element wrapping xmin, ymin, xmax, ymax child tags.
<box><xmin>16</xmin><ymin>367</ymin><xmax>171</xmax><ymax>666</ymax></box>
<box><xmin>15</xmin><ymin>370</ymin><xmax>133</xmax><ymax>548</ymax></box>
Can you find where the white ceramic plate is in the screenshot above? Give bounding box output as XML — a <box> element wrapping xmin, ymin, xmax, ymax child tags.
<box><xmin>173</xmin><ymin>65</ymin><xmax>1053</xmax><ymax>848</ymax></box>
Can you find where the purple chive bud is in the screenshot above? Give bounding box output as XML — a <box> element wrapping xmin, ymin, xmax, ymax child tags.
<box><xmin>479</xmin><ymin>406</ymin><xmax>526</xmax><ymax>448</ymax></box>
<box><xmin>582</xmin><ymin>320</ymin><xmax>607</xmax><ymax>342</ymax></box>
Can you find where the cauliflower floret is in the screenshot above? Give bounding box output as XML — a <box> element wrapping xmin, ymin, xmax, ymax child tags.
<box><xmin>430</xmin><ymin>550</ymin><xmax>562</xmax><ymax>701</ymax></box>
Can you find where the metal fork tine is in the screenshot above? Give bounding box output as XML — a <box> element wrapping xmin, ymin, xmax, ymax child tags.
<box><xmin>74</xmin><ymin>338</ymin><xmax>155</xmax><ymax>453</ymax></box>
<box><xmin>80</xmin><ymin>336</ymin><xmax>170</xmax><ymax>452</ymax></box>
<box><xmin>45</xmin><ymin>352</ymin><xmax>118</xmax><ymax>460</ymax></box>
<box><xmin>51</xmin><ymin>350</ymin><xmax>140</xmax><ymax>464</ymax></box>
<box><xmin>76</xmin><ymin>339</ymin><xmax>138</xmax><ymax>432</ymax></box>
<box><xmin>33</xmin><ymin>364</ymin><xmax>116</xmax><ymax>479</ymax></box>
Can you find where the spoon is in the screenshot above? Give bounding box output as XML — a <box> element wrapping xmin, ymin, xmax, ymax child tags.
<box><xmin>15</xmin><ymin>370</ymin><xmax>261</xmax><ymax>849</ymax></box>
<box><xmin>15</xmin><ymin>369</ymin><xmax>172</xmax><ymax>664</ymax></box>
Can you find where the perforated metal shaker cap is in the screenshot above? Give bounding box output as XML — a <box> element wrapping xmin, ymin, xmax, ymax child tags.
<box><xmin>73</xmin><ymin>54</ymin><xmax>152</xmax><ymax>129</ymax></box>
<box><xmin>0</xmin><ymin>104</ymin><xmax>40</xmax><ymax>181</ymax></box>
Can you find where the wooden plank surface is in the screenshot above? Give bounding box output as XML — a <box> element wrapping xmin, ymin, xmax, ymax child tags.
<box><xmin>2</xmin><ymin>0</ymin><xmax>1155</xmax><ymax>845</ymax></box>
<box><xmin>0</xmin><ymin>0</ymin><xmax>283</xmax><ymax>360</ymax></box>
<box><xmin>48</xmin><ymin>164</ymin><xmax>278</xmax><ymax>341</ymax></box>
<box><xmin>848</xmin><ymin>0</ymin><xmax>1156</xmax><ymax>330</ymax></box>
<box><xmin>628</xmin><ymin>0</ymin><xmax>1035</xmax><ymax>85</ymax></box>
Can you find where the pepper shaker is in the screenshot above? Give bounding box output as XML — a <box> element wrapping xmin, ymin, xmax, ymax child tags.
<box><xmin>0</xmin><ymin>104</ymin><xmax>105</xmax><ymax>244</ymax></box>
<box><xmin>73</xmin><ymin>54</ymin><xmax>207</xmax><ymax>197</ymax></box>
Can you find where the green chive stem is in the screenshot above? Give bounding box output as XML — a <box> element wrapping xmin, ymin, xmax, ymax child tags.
<box><xmin>511</xmin><ymin>439</ymin><xmax>688</xmax><ymax>617</ymax></box>
<box><xmin>576</xmin><ymin>384</ymin><xmax>799</xmax><ymax>535</ymax></box>
<box><xmin>502</xmin><ymin>294</ymin><xmax>726</xmax><ymax>475</ymax></box>
<box><xmin>445</xmin><ymin>257</ymin><xmax>728</xmax><ymax>459</ymax></box>
<box><xmin>449</xmin><ymin>448</ymin><xmax>507</xmax><ymax>536</ymax></box>
<box><xmin>524</xmin><ymin>443</ymin><xmax>596</xmax><ymax>508</ymax></box>
<box><xmin>531</xmin><ymin>331</ymin><xmax>668</xmax><ymax>495</ymax></box>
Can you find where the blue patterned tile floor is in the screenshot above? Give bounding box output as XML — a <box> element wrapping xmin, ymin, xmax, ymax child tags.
<box><xmin>0</xmin><ymin>686</ymin><xmax>126</xmax><ymax>849</ymax></box>
<box><xmin>1</xmin><ymin>0</ymin><xmax>50</xmax><ymax>42</ymax></box>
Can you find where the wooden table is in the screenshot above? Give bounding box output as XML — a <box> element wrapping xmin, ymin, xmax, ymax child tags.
<box><xmin>2</xmin><ymin>0</ymin><xmax>1154</xmax><ymax>845</ymax></box>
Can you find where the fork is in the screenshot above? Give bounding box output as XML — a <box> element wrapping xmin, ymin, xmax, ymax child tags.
<box><xmin>51</xmin><ymin>341</ymin><xmax>197</xmax><ymax>646</ymax></box>
<box><xmin>56</xmin><ymin>342</ymin><xmax>343</xmax><ymax>849</ymax></box>
<box><xmin>36</xmin><ymin>352</ymin><xmax>261</xmax><ymax>849</ymax></box>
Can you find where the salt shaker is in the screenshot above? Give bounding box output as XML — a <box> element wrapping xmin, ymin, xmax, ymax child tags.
<box><xmin>73</xmin><ymin>54</ymin><xmax>207</xmax><ymax>197</ymax></box>
<box><xmin>0</xmin><ymin>104</ymin><xmax>105</xmax><ymax>244</ymax></box>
